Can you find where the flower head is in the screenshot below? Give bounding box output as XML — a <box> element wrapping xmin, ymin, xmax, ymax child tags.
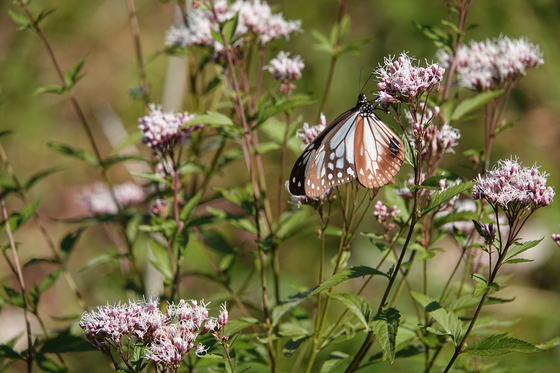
<box><xmin>78</xmin><ymin>182</ymin><xmax>145</xmax><ymax>215</ymax></box>
<box><xmin>375</xmin><ymin>52</ymin><xmax>445</xmax><ymax>109</ymax></box>
<box><xmin>265</xmin><ymin>51</ymin><xmax>304</xmax><ymax>81</ymax></box>
<box><xmin>552</xmin><ymin>234</ymin><xmax>560</xmax><ymax>247</ymax></box>
<box><xmin>165</xmin><ymin>0</ymin><xmax>301</xmax><ymax>52</ymax></box>
<box><xmin>138</xmin><ymin>104</ymin><xmax>201</xmax><ymax>156</ymax></box>
<box><xmin>296</xmin><ymin>113</ymin><xmax>327</xmax><ymax>149</ymax></box>
<box><xmin>438</xmin><ymin>35</ymin><xmax>543</xmax><ymax>91</ymax></box>
<box><xmin>473</xmin><ymin>158</ymin><xmax>554</xmax><ymax>217</ymax></box>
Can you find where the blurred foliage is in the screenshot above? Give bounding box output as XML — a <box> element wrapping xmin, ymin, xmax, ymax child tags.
<box><xmin>1</xmin><ymin>0</ymin><xmax>560</xmax><ymax>372</ymax></box>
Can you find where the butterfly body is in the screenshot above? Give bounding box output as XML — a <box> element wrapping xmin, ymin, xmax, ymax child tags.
<box><xmin>289</xmin><ymin>93</ymin><xmax>404</xmax><ymax>198</ymax></box>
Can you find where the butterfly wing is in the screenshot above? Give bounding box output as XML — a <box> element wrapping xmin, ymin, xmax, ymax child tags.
<box><xmin>289</xmin><ymin>108</ymin><xmax>359</xmax><ymax>198</ymax></box>
<box><xmin>354</xmin><ymin>113</ymin><xmax>405</xmax><ymax>188</ymax></box>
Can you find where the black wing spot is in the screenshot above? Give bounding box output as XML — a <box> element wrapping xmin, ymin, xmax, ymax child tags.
<box><xmin>389</xmin><ymin>137</ymin><xmax>401</xmax><ymax>156</ymax></box>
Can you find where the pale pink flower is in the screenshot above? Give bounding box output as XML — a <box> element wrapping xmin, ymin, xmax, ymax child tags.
<box><xmin>78</xmin><ymin>182</ymin><xmax>145</xmax><ymax>215</ymax></box>
<box><xmin>138</xmin><ymin>104</ymin><xmax>201</xmax><ymax>156</ymax></box>
<box><xmin>297</xmin><ymin>113</ymin><xmax>327</xmax><ymax>149</ymax></box>
<box><xmin>473</xmin><ymin>158</ymin><xmax>554</xmax><ymax>213</ymax></box>
<box><xmin>265</xmin><ymin>51</ymin><xmax>304</xmax><ymax>81</ymax></box>
<box><xmin>375</xmin><ymin>52</ymin><xmax>445</xmax><ymax>109</ymax></box>
<box><xmin>438</xmin><ymin>35</ymin><xmax>544</xmax><ymax>91</ymax></box>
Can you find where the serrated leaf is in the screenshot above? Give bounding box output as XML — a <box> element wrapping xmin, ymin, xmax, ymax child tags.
<box><xmin>410</xmin><ymin>291</ymin><xmax>462</xmax><ymax>345</ymax></box>
<box><xmin>320</xmin><ymin>351</ymin><xmax>350</xmax><ymax>373</ymax></box>
<box><xmin>421</xmin><ymin>181</ymin><xmax>475</xmax><ymax>216</ymax></box>
<box><xmin>464</xmin><ymin>333</ymin><xmax>540</xmax><ymax>355</ymax></box>
<box><xmin>503</xmin><ymin>238</ymin><xmax>542</xmax><ymax>263</ymax></box>
<box><xmin>328</xmin><ymin>293</ymin><xmax>372</xmax><ymax>331</ymax></box>
<box><xmin>46</xmin><ymin>142</ymin><xmax>99</xmax><ymax>167</ymax></box>
<box><xmin>310</xmin><ymin>266</ymin><xmax>388</xmax><ymax>296</ymax></box>
<box><xmin>370</xmin><ymin>308</ymin><xmax>400</xmax><ymax>362</ymax></box>
<box><xmin>451</xmin><ymin>90</ymin><xmax>504</xmax><ymax>122</ymax></box>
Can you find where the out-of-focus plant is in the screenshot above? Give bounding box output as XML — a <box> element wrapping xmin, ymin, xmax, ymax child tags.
<box><xmin>1</xmin><ymin>0</ymin><xmax>559</xmax><ymax>373</ymax></box>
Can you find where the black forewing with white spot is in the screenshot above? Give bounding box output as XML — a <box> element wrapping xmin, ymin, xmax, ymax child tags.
<box><xmin>288</xmin><ymin>94</ymin><xmax>404</xmax><ymax>198</ymax></box>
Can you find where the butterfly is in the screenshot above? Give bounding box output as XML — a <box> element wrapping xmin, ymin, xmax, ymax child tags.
<box><xmin>289</xmin><ymin>93</ymin><xmax>404</xmax><ymax>198</ymax></box>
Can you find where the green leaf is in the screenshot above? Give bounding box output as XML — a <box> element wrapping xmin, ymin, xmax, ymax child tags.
<box><xmin>8</xmin><ymin>9</ymin><xmax>32</xmax><ymax>30</ymax></box>
<box><xmin>370</xmin><ymin>308</ymin><xmax>400</xmax><ymax>363</ymax></box>
<box><xmin>320</xmin><ymin>351</ymin><xmax>350</xmax><ymax>373</ymax></box>
<box><xmin>180</xmin><ymin>190</ymin><xmax>203</xmax><ymax>221</ymax></box>
<box><xmin>494</xmin><ymin>118</ymin><xmax>519</xmax><ymax>135</ymax></box>
<box><xmin>283</xmin><ymin>335</ymin><xmax>310</xmax><ymax>358</ymax></box>
<box><xmin>46</xmin><ymin>142</ymin><xmax>99</xmax><ymax>168</ymax></box>
<box><xmin>310</xmin><ymin>266</ymin><xmax>388</xmax><ymax>296</ymax></box>
<box><xmin>101</xmin><ymin>154</ymin><xmax>144</xmax><ymax>169</ymax></box>
<box><xmin>410</xmin><ymin>291</ymin><xmax>462</xmax><ymax>345</ymax></box>
<box><xmin>222</xmin><ymin>13</ymin><xmax>239</xmax><ymax>44</ymax></box>
<box><xmin>214</xmin><ymin>186</ymin><xmax>254</xmax><ymax>214</ymax></box>
<box><xmin>60</xmin><ymin>228</ymin><xmax>85</xmax><ymax>259</ymax></box>
<box><xmin>148</xmin><ymin>240</ymin><xmax>173</xmax><ymax>280</ymax></box>
<box><xmin>188</xmin><ymin>111</ymin><xmax>234</xmax><ymax>127</ymax></box>
<box><xmin>311</xmin><ymin>29</ymin><xmax>334</xmax><ymax>54</ymax></box>
<box><xmin>33</xmin><ymin>84</ymin><xmax>66</xmax><ymax>96</ymax></box>
<box><xmin>450</xmin><ymin>90</ymin><xmax>504</xmax><ymax>122</ymax></box>
<box><xmin>64</xmin><ymin>54</ymin><xmax>89</xmax><ymax>89</ymax></box>
<box><xmin>206</xmin><ymin>206</ymin><xmax>257</xmax><ymax>235</ymax></box>
<box><xmin>419</xmin><ymin>175</ymin><xmax>447</xmax><ymax>189</ymax></box>
<box><xmin>0</xmin><ymin>343</ymin><xmax>22</xmax><ymax>359</ymax></box>
<box><xmin>79</xmin><ymin>249</ymin><xmax>120</xmax><ymax>272</ymax></box>
<box><xmin>421</xmin><ymin>180</ymin><xmax>476</xmax><ymax>216</ymax></box>
<box><xmin>328</xmin><ymin>293</ymin><xmax>372</xmax><ymax>331</ymax></box>
<box><xmin>40</xmin><ymin>329</ymin><xmax>96</xmax><ymax>353</ymax></box>
<box><xmin>24</xmin><ymin>166</ymin><xmax>65</xmax><ymax>191</ymax></box>
<box><xmin>225</xmin><ymin>317</ymin><xmax>260</xmax><ymax>335</ymax></box>
<box><xmin>38</xmin><ymin>269</ymin><xmax>62</xmax><ymax>293</ymax></box>
<box><xmin>201</xmin><ymin>230</ymin><xmax>236</xmax><ymax>255</ymax></box>
<box><xmin>110</xmin><ymin>131</ymin><xmax>141</xmax><ymax>155</ymax></box>
<box><xmin>0</xmin><ymin>130</ymin><xmax>14</xmax><ymax>138</ymax></box>
<box><xmin>537</xmin><ymin>337</ymin><xmax>560</xmax><ymax>351</ymax></box>
<box><xmin>10</xmin><ymin>199</ymin><xmax>41</xmax><ymax>232</ymax></box>
<box><xmin>3</xmin><ymin>286</ymin><xmax>24</xmax><ymax>308</ymax></box>
<box><xmin>464</xmin><ymin>333</ymin><xmax>541</xmax><ymax>355</ymax></box>
<box><xmin>257</xmin><ymin>94</ymin><xmax>314</xmax><ymax>126</ymax></box>
<box><xmin>130</xmin><ymin>172</ymin><xmax>168</xmax><ymax>185</ymax></box>
<box><xmin>503</xmin><ymin>238</ymin><xmax>542</xmax><ymax>264</ymax></box>
<box><xmin>412</xmin><ymin>21</ymin><xmax>451</xmax><ymax>50</ymax></box>
<box><xmin>36</xmin><ymin>355</ymin><xmax>65</xmax><ymax>373</ymax></box>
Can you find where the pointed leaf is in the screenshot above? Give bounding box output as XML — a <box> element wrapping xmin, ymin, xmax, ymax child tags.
<box><xmin>180</xmin><ymin>190</ymin><xmax>203</xmax><ymax>221</ymax></box>
<box><xmin>310</xmin><ymin>266</ymin><xmax>388</xmax><ymax>296</ymax></box>
<box><xmin>24</xmin><ymin>166</ymin><xmax>65</xmax><ymax>191</ymax></box>
<box><xmin>410</xmin><ymin>291</ymin><xmax>462</xmax><ymax>345</ymax></box>
<box><xmin>421</xmin><ymin>181</ymin><xmax>475</xmax><ymax>216</ymax></box>
<box><xmin>40</xmin><ymin>329</ymin><xmax>96</xmax><ymax>353</ymax></box>
<box><xmin>283</xmin><ymin>335</ymin><xmax>310</xmax><ymax>357</ymax></box>
<box><xmin>46</xmin><ymin>142</ymin><xmax>99</xmax><ymax>168</ymax></box>
<box><xmin>464</xmin><ymin>333</ymin><xmax>541</xmax><ymax>355</ymax></box>
<box><xmin>451</xmin><ymin>90</ymin><xmax>504</xmax><ymax>122</ymax></box>
<box><xmin>320</xmin><ymin>351</ymin><xmax>350</xmax><ymax>373</ymax></box>
<box><xmin>370</xmin><ymin>308</ymin><xmax>401</xmax><ymax>362</ymax></box>
<box><xmin>60</xmin><ymin>228</ymin><xmax>85</xmax><ymax>259</ymax></box>
<box><xmin>328</xmin><ymin>293</ymin><xmax>372</xmax><ymax>331</ymax></box>
<box><xmin>0</xmin><ymin>344</ymin><xmax>22</xmax><ymax>359</ymax></box>
<box><xmin>504</xmin><ymin>238</ymin><xmax>542</xmax><ymax>263</ymax></box>
<box><xmin>148</xmin><ymin>240</ymin><xmax>172</xmax><ymax>280</ymax></box>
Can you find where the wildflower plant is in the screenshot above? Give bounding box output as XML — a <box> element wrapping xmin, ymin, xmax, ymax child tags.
<box><xmin>1</xmin><ymin>1</ymin><xmax>559</xmax><ymax>373</ymax></box>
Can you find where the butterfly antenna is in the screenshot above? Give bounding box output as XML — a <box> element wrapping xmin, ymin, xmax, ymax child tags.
<box><xmin>360</xmin><ymin>70</ymin><xmax>376</xmax><ymax>93</ymax></box>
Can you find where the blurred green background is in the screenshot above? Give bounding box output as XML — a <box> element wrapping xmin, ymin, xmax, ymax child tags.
<box><xmin>1</xmin><ymin>0</ymin><xmax>560</xmax><ymax>372</ymax></box>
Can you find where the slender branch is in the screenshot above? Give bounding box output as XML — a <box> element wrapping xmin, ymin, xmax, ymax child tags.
<box><xmin>125</xmin><ymin>0</ymin><xmax>151</xmax><ymax>107</ymax></box>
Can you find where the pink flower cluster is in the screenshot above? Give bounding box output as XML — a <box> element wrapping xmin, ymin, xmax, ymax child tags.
<box><xmin>438</xmin><ymin>35</ymin><xmax>544</xmax><ymax>91</ymax></box>
<box><xmin>138</xmin><ymin>104</ymin><xmax>202</xmax><ymax>156</ymax></box>
<box><xmin>165</xmin><ymin>0</ymin><xmax>301</xmax><ymax>51</ymax></box>
<box><xmin>375</xmin><ymin>52</ymin><xmax>445</xmax><ymax>109</ymax></box>
<box><xmin>473</xmin><ymin>158</ymin><xmax>554</xmax><ymax>212</ymax></box>
<box><xmin>296</xmin><ymin>113</ymin><xmax>327</xmax><ymax>149</ymax></box>
<box><xmin>79</xmin><ymin>297</ymin><xmax>228</xmax><ymax>372</ymax></box>
<box><xmin>78</xmin><ymin>182</ymin><xmax>145</xmax><ymax>215</ymax></box>
<box><xmin>265</xmin><ymin>51</ymin><xmax>304</xmax><ymax>81</ymax></box>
